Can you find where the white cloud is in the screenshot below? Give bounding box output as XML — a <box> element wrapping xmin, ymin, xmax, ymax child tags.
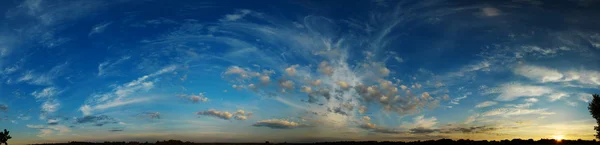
<box><xmin>180</xmin><ymin>93</ymin><xmax>209</xmax><ymax>103</ymax></box>
<box><xmin>475</xmin><ymin>101</ymin><xmax>497</xmax><ymax>108</ymax></box>
<box><xmin>563</xmin><ymin>70</ymin><xmax>600</xmax><ymax>86</ymax></box>
<box><xmin>549</xmin><ymin>93</ymin><xmax>568</xmax><ymax>102</ymax></box>
<box><xmin>80</xmin><ymin>65</ymin><xmax>176</xmax><ymax>115</ymax></box>
<box><xmin>450</xmin><ymin>95</ymin><xmax>467</xmax><ymax>105</ymax></box>
<box><xmin>514</xmin><ymin>65</ymin><xmax>563</xmax><ymax>82</ymax></box>
<box><xmin>235</xmin><ymin>115</ymin><xmax>248</xmax><ymax>120</ymax></box>
<box><xmin>220</xmin><ymin>9</ymin><xmax>251</xmax><ymax>22</ymax></box>
<box><xmin>491</xmin><ymin>83</ymin><xmax>552</xmax><ymax>101</ymax></box>
<box><xmin>401</xmin><ymin>115</ymin><xmax>437</xmax><ymax>129</ymax></box>
<box><xmin>97</xmin><ymin>56</ymin><xmax>130</xmax><ymax>76</ymax></box>
<box><xmin>525</xmin><ymin>98</ymin><xmax>539</xmax><ymax>103</ymax></box>
<box><xmin>452</xmin><ymin>61</ymin><xmax>490</xmax><ymax>76</ymax></box>
<box><xmin>31</xmin><ymin>87</ymin><xmax>58</xmax><ymax>99</ymax></box>
<box><xmin>481</xmin><ymin>7</ymin><xmax>500</xmax><ymax>16</ymax></box>
<box><xmin>88</xmin><ymin>22</ymin><xmax>112</xmax><ymax>36</ymax></box>
<box><xmin>42</xmin><ymin>99</ymin><xmax>60</xmax><ymax>113</ymax></box>
<box><xmin>17</xmin><ymin>62</ymin><xmax>68</xmax><ymax>85</ymax></box>
<box><xmin>513</xmin><ymin>64</ymin><xmax>600</xmax><ymax>87</ymax></box>
<box><xmin>284</xmin><ymin>64</ymin><xmax>299</xmax><ymax>76</ymax></box>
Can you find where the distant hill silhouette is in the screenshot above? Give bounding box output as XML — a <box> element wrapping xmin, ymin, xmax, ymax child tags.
<box><xmin>30</xmin><ymin>138</ymin><xmax>598</xmax><ymax>145</ymax></box>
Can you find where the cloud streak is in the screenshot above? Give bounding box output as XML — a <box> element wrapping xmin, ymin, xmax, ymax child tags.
<box><xmin>80</xmin><ymin>65</ymin><xmax>176</xmax><ymax>115</ymax></box>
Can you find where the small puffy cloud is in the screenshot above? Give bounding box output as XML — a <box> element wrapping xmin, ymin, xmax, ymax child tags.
<box><xmin>31</xmin><ymin>87</ymin><xmax>58</xmax><ymax>99</ymax></box>
<box><xmin>252</xmin><ymin>119</ymin><xmax>303</xmax><ymax>129</ymax></box>
<box><xmin>481</xmin><ymin>7</ymin><xmax>500</xmax><ymax>16</ymax></box>
<box><xmin>197</xmin><ymin>109</ymin><xmax>233</xmax><ymax>120</ymax></box>
<box><xmin>514</xmin><ymin>65</ymin><xmax>563</xmax><ymax>82</ymax></box>
<box><xmin>223</xmin><ymin>66</ymin><xmax>260</xmax><ymax>81</ymax></box>
<box><xmin>300</xmin><ymin>86</ymin><xmax>312</xmax><ymax>93</ymax></box>
<box><xmin>310</xmin><ymin>79</ymin><xmax>321</xmax><ymax>86</ymax></box>
<box><xmin>412</xmin><ymin>83</ymin><xmax>422</xmax><ymax>89</ymax></box>
<box><xmin>359</xmin><ymin>106</ymin><xmax>367</xmax><ymax>114</ymax></box>
<box><xmin>259</xmin><ymin>75</ymin><xmax>271</xmax><ymax>84</ymax></box>
<box><xmin>442</xmin><ymin>94</ymin><xmax>450</xmax><ymax>100</ymax></box>
<box><xmin>400</xmin><ymin>85</ymin><xmax>408</xmax><ymax>90</ymax></box>
<box><xmin>491</xmin><ymin>83</ymin><xmax>552</xmax><ymax>101</ymax></box>
<box><xmin>475</xmin><ymin>101</ymin><xmax>497</xmax><ymax>108</ymax></box>
<box><xmin>379</xmin><ymin>67</ymin><xmax>390</xmax><ymax>76</ymax></box>
<box><xmin>284</xmin><ymin>64</ymin><xmax>299</xmax><ymax>76</ymax></box>
<box><xmin>336</xmin><ymin>81</ymin><xmax>350</xmax><ymax>89</ymax></box>
<box><xmin>187</xmin><ymin>93</ymin><xmax>209</xmax><ymax>103</ymax></box>
<box><xmin>278</xmin><ymin>79</ymin><xmax>294</xmax><ymax>90</ymax></box>
<box><xmin>421</xmin><ymin>92</ymin><xmax>432</xmax><ymax>100</ymax></box>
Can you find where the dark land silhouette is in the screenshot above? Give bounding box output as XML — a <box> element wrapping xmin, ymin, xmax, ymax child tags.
<box><xmin>26</xmin><ymin>139</ymin><xmax>600</xmax><ymax>145</ymax></box>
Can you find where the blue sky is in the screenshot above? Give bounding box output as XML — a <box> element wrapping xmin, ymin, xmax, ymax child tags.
<box><xmin>1</xmin><ymin>0</ymin><xmax>600</xmax><ymax>144</ymax></box>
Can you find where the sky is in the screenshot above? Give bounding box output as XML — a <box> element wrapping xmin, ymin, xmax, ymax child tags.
<box><xmin>0</xmin><ymin>0</ymin><xmax>600</xmax><ymax>144</ymax></box>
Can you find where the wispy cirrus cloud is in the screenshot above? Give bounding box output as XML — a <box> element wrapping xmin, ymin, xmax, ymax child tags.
<box><xmin>475</xmin><ymin>101</ymin><xmax>497</xmax><ymax>108</ymax></box>
<box><xmin>89</xmin><ymin>22</ymin><xmax>112</xmax><ymax>36</ymax></box>
<box><xmin>80</xmin><ymin>65</ymin><xmax>176</xmax><ymax>115</ymax></box>
<box><xmin>486</xmin><ymin>83</ymin><xmax>552</xmax><ymax>101</ymax></box>
<box><xmin>220</xmin><ymin>9</ymin><xmax>252</xmax><ymax>22</ymax></box>
<box><xmin>17</xmin><ymin>62</ymin><xmax>69</xmax><ymax>86</ymax></box>
<box><xmin>481</xmin><ymin>107</ymin><xmax>555</xmax><ymax>117</ymax></box>
<box><xmin>97</xmin><ymin>56</ymin><xmax>131</xmax><ymax>77</ymax></box>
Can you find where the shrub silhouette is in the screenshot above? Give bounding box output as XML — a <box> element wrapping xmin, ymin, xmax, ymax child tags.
<box><xmin>589</xmin><ymin>94</ymin><xmax>600</xmax><ymax>140</ymax></box>
<box><xmin>0</xmin><ymin>129</ymin><xmax>12</xmax><ymax>145</ymax></box>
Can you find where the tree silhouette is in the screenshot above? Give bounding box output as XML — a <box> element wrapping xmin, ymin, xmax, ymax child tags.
<box><xmin>0</xmin><ymin>129</ymin><xmax>12</xmax><ymax>145</ymax></box>
<box><xmin>589</xmin><ymin>94</ymin><xmax>600</xmax><ymax>140</ymax></box>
